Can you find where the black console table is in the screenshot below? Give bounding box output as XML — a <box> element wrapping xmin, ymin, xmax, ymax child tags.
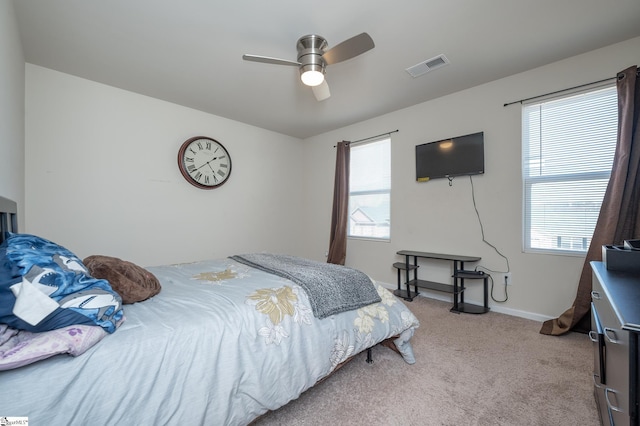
<box><xmin>395</xmin><ymin>250</ymin><xmax>489</xmax><ymax>314</ymax></box>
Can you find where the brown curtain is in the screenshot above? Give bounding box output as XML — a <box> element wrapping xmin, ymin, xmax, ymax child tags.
<box><xmin>541</xmin><ymin>65</ymin><xmax>640</xmax><ymax>335</ymax></box>
<box><xmin>327</xmin><ymin>141</ymin><xmax>350</xmax><ymax>265</ymax></box>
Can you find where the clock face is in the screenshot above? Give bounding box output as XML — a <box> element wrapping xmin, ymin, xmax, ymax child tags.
<box><xmin>178</xmin><ymin>136</ymin><xmax>232</xmax><ymax>189</ymax></box>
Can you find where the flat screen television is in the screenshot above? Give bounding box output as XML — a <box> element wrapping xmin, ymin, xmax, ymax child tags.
<box><xmin>415</xmin><ymin>131</ymin><xmax>484</xmax><ymax>181</ymax></box>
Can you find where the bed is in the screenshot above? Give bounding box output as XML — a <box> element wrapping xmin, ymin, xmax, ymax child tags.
<box><xmin>0</xmin><ymin>196</ymin><xmax>419</xmax><ymax>425</ymax></box>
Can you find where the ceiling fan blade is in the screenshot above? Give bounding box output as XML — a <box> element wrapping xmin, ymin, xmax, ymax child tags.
<box><xmin>242</xmin><ymin>54</ymin><xmax>300</xmax><ymax>67</ymax></box>
<box><xmin>312</xmin><ymin>80</ymin><xmax>331</xmax><ymax>101</ymax></box>
<box><xmin>322</xmin><ymin>32</ymin><xmax>374</xmax><ymax>65</ymax></box>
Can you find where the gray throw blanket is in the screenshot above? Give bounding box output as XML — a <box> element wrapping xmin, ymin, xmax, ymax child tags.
<box><xmin>229</xmin><ymin>253</ymin><xmax>381</xmax><ymax>319</ymax></box>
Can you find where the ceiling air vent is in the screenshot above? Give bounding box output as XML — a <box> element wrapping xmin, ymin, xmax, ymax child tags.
<box><xmin>406</xmin><ymin>54</ymin><xmax>449</xmax><ymax>78</ymax></box>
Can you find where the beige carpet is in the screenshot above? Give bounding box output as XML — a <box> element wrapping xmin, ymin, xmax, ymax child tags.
<box><xmin>255</xmin><ymin>296</ymin><xmax>598</xmax><ymax>426</ymax></box>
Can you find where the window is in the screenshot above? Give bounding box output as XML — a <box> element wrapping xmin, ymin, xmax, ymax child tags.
<box><xmin>522</xmin><ymin>84</ymin><xmax>618</xmax><ymax>254</ymax></box>
<box><xmin>348</xmin><ymin>138</ymin><xmax>391</xmax><ymax>240</ymax></box>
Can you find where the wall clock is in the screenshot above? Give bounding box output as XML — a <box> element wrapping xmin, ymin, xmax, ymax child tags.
<box><xmin>177</xmin><ymin>136</ymin><xmax>232</xmax><ymax>189</ymax></box>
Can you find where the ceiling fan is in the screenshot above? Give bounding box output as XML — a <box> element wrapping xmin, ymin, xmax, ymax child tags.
<box><xmin>242</xmin><ymin>32</ymin><xmax>374</xmax><ymax>101</ymax></box>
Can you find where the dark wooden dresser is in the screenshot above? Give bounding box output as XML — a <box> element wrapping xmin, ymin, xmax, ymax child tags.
<box><xmin>591</xmin><ymin>261</ymin><xmax>640</xmax><ymax>425</ymax></box>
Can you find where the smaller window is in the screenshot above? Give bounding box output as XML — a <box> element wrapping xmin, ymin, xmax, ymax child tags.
<box><xmin>348</xmin><ymin>138</ymin><xmax>391</xmax><ymax>240</ymax></box>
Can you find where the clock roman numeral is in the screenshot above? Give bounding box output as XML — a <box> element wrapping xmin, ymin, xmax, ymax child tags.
<box><xmin>187</xmin><ymin>164</ymin><xmax>196</xmax><ymax>172</ymax></box>
<box><xmin>206</xmin><ymin>142</ymin><xmax>212</xmax><ymax>150</ymax></box>
<box><xmin>217</xmin><ymin>170</ymin><xmax>226</xmax><ymax>178</ymax></box>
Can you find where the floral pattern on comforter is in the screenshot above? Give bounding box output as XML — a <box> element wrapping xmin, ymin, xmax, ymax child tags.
<box><xmin>245</xmin><ymin>279</ymin><xmax>418</xmax><ymax>369</ymax></box>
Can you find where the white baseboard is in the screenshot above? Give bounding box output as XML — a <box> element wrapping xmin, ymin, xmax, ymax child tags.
<box><xmin>378</xmin><ymin>280</ymin><xmax>553</xmax><ymax>323</ymax></box>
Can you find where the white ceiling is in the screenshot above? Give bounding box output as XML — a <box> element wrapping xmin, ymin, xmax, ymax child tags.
<box><xmin>13</xmin><ymin>0</ymin><xmax>640</xmax><ymax>139</ymax></box>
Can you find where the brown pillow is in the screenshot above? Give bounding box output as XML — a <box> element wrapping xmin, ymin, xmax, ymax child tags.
<box><xmin>83</xmin><ymin>255</ymin><xmax>161</xmax><ymax>304</ymax></box>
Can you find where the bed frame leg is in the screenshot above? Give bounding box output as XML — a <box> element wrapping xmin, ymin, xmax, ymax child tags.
<box><xmin>366</xmin><ymin>348</ymin><xmax>373</xmax><ymax>364</ymax></box>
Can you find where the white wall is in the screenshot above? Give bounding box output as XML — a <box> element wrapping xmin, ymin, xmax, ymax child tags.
<box><xmin>24</xmin><ymin>65</ymin><xmax>305</xmax><ymax>266</ymax></box>
<box><xmin>301</xmin><ymin>36</ymin><xmax>640</xmax><ymax>321</ymax></box>
<box><xmin>0</xmin><ymin>1</ymin><xmax>25</xmax><ymax>218</ymax></box>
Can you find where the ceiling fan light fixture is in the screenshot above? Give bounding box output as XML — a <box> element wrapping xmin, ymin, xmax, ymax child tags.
<box><xmin>300</xmin><ymin>66</ymin><xmax>325</xmax><ymax>87</ymax></box>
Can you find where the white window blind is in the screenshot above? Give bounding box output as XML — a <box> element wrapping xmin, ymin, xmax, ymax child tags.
<box><xmin>348</xmin><ymin>138</ymin><xmax>391</xmax><ymax>240</ymax></box>
<box><xmin>522</xmin><ymin>84</ymin><xmax>618</xmax><ymax>254</ymax></box>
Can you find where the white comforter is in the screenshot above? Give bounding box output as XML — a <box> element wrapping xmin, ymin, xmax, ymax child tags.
<box><xmin>0</xmin><ymin>257</ymin><xmax>419</xmax><ymax>425</ymax></box>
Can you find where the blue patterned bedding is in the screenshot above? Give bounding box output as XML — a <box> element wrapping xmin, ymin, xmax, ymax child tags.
<box><xmin>0</xmin><ymin>233</ymin><xmax>123</xmax><ymax>333</ymax></box>
<box><xmin>0</xmin><ymin>257</ymin><xmax>419</xmax><ymax>425</ymax></box>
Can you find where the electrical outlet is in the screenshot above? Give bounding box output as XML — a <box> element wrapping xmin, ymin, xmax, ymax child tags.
<box><xmin>504</xmin><ymin>272</ymin><xmax>512</xmax><ymax>286</ymax></box>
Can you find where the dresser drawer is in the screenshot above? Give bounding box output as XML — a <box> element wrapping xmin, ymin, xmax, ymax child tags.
<box><xmin>592</xmin><ymin>275</ymin><xmax>630</xmax><ymax>421</ymax></box>
<box><xmin>591</xmin><ymin>303</ymin><xmax>609</xmax><ymax>424</ymax></box>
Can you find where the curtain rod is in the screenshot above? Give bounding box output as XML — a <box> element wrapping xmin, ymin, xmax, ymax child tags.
<box><xmin>503</xmin><ymin>76</ymin><xmax>616</xmax><ymax>107</ymax></box>
<box><xmin>333</xmin><ymin>129</ymin><xmax>399</xmax><ymax>147</ymax></box>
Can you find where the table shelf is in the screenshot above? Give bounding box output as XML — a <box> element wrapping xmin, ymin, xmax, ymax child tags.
<box><xmin>394</xmin><ymin>250</ymin><xmax>489</xmax><ymax>314</ymax></box>
<box><xmin>410</xmin><ymin>279</ymin><xmax>465</xmax><ymax>294</ymax></box>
